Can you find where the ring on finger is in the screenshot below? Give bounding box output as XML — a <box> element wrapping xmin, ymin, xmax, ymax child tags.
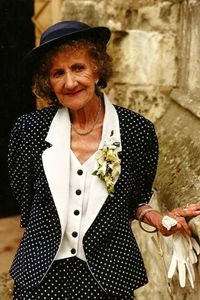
<box><xmin>174</xmin><ymin>212</ymin><xmax>181</xmax><ymax>218</ymax></box>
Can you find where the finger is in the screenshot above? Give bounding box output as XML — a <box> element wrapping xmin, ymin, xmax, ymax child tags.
<box><xmin>170</xmin><ymin>208</ymin><xmax>183</xmax><ymax>215</ymax></box>
<box><xmin>191</xmin><ymin>237</ymin><xmax>200</xmax><ymax>255</ymax></box>
<box><xmin>178</xmin><ymin>261</ymin><xmax>186</xmax><ymax>288</ymax></box>
<box><xmin>186</xmin><ymin>264</ymin><xmax>195</xmax><ymax>289</ymax></box>
<box><xmin>168</xmin><ymin>209</ymin><xmax>185</xmax><ymax>219</ymax></box>
<box><xmin>168</xmin><ymin>256</ymin><xmax>177</xmax><ymax>279</ymax></box>
<box><xmin>185</xmin><ymin>202</ymin><xmax>200</xmax><ymax>210</ymax></box>
<box><xmin>171</xmin><ymin>206</ymin><xmax>200</xmax><ymax>214</ymax></box>
<box><xmin>181</xmin><ymin>210</ymin><xmax>200</xmax><ymax>217</ymax></box>
<box><xmin>170</xmin><ymin>209</ymin><xmax>200</xmax><ymax>219</ymax></box>
<box><xmin>178</xmin><ymin>219</ymin><xmax>192</xmax><ymax>236</ymax></box>
<box><xmin>188</xmin><ymin>250</ymin><xmax>197</xmax><ymax>264</ymax></box>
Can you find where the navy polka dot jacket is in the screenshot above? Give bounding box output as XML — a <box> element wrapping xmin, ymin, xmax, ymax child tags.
<box><xmin>8</xmin><ymin>105</ymin><xmax>158</xmax><ymax>296</ymax></box>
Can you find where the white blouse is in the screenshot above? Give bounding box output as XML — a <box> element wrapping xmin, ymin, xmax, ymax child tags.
<box><xmin>54</xmin><ymin>94</ymin><xmax>122</xmax><ymax>261</ymax></box>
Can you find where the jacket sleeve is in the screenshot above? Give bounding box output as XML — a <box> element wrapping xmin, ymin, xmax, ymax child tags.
<box><xmin>139</xmin><ymin>121</ymin><xmax>159</xmax><ymax>203</ymax></box>
<box><xmin>8</xmin><ymin>116</ymin><xmax>33</xmax><ymax>227</ymax></box>
<box><xmin>129</xmin><ymin>121</ymin><xmax>159</xmax><ymax>218</ymax></box>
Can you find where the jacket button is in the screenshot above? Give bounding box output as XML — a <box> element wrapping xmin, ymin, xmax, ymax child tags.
<box><xmin>74</xmin><ymin>210</ymin><xmax>80</xmax><ymax>216</ymax></box>
<box><xmin>71</xmin><ymin>248</ymin><xmax>76</xmax><ymax>254</ymax></box>
<box><xmin>76</xmin><ymin>189</ymin><xmax>81</xmax><ymax>195</ymax></box>
<box><xmin>72</xmin><ymin>231</ymin><xmax>78</xmax><ymax>238</ymax></box>
<box><xmin>77</xmin><ymin>169</ymin><xmax>83</xmax><ymax>175</ymax></box>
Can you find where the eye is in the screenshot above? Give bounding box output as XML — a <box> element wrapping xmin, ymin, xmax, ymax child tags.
<box><xmin>72</xmin><ymin>64</ymin><xmax>85</xmax><ymax>72</ymax></box>
<box><xmin>50</xmin><ymin>69</ymin><xmax>65</xmax><ymax>78</ymax></box>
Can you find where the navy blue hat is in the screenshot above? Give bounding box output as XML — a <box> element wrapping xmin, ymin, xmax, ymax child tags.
<box><xmin>25</xmin><ymin>20</ymin><xmax>111</xmax><ymax>65</ymax></box>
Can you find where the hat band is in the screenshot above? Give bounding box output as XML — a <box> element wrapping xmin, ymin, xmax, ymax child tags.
<box><xmin>41</xmin><ymin>27</ymin><xmax>90</xmax><ymax>45</ymax></box>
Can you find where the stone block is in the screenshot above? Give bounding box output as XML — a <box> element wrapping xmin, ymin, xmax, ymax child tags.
<box><xmin>110</xmin><ymin>29</ymin><xmax>177</xmax><ymax>86</ymax></box>
<box><xmin>155</xmin><ymin>101</ymin><xmax>200</xmax><ymax>214</ymax></box>
<box><xmin>61</xmin><ymin>0</ymin><xmax>104</xmax><ymax>27</ymax></box>
<box><xmin>137</xmin><ymin>3</ymin><xmax>180</xmax><ymax>32</ymax></box>
<box><xmin>108</xmin><ymin>84</ymin><xmax>170</xmax><ymax>122</ymax></box>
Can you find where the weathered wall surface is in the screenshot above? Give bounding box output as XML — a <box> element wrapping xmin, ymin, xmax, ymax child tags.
<box><xmin>62</xmin><ymin>0</ymin><xmax>180</xmax><ymax>123</ymax></box>
<box><xmin>133</xmin><ymin>99</ymin><xmax>200</xmax><ymax>299</ymax></box>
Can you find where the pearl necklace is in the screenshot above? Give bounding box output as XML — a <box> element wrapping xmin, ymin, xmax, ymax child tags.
<box><xmin>71</xmin><ymin>100</ymin><xmax>102</xmax><ymax>136</ymax></box>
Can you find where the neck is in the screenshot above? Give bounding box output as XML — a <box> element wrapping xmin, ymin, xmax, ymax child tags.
<box><xmin>70</xmin><ymin>95</ymin><xmax>103</xmax><ymax>130</ymax></box>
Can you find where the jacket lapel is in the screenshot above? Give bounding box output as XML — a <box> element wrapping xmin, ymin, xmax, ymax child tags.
<box><xmin>42</xmin><ymin>99</ymin><xmax>124</xmax><ymax>240</ymax></box>
<box><xmin>83</xmin><ymin>96</ymin><xmax>122</xmax><ymax>232</ymax></box>
<box><xmin>42</xmin><ymin>107</ymin><xmax>70</xmax><ymax>237</ymax></box>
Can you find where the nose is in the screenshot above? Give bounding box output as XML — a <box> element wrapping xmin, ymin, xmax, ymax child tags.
<box><xmin>64</xmin><ymin>72</ymin><xmax>78</xmax><ymax>89</ymax></box>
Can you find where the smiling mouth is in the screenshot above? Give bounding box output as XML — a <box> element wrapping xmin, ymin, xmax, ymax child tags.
<box><xmin>66</xmin><ymin>89</ymin><xmax>83</xmax><ymax>96</ymax></box>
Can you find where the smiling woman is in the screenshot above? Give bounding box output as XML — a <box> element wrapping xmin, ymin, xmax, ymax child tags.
<box><xmin>8</xmin><ymin>20</ymin><xmax>200</xmax><ymax>300</ymax></box>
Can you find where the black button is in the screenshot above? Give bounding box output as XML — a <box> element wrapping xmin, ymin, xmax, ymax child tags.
<box><xmin>72</xmin><ymin>231</ymin><xmax>78</xmax><ymax>238</ymax></box>
<box><xmin>77</xmin><ymin>169</ymin><xmax>83</xmax><ymax>175</ymax></box>
<box><xmin>71</xmin><ymin>248</ymin><xmax>76</xmax><ymax>254</ymax></box>
<box><xmin>74</xmin><ymin>210</ymin><xmax>80</xmax><ymax>216</ymax></box>
<box><xmin>76</xmin><ymin>189</ymin><xmax>81</xmax><ymax>195</ymax></box>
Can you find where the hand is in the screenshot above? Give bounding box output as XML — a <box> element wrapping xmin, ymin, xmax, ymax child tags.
<box><xmin>170</xmin><ymin>202</ymin><xmax>200</xmax><ymax>219</ymax></box>
<box><xmin>168</xmin><ymin>203</ymin><xmax>200</xmax><ymax>236</ymax></box>
<box><xmin>136</xmin><ymin>202</ymin><xmax>200</xmax><ymax>236</ymax></box>
<box><xmin>168</xmin><ymin>232</ymin><xmax>200</xmax><ymax>288</ymax></box>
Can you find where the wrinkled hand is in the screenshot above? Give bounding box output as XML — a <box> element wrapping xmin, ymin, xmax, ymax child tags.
<box><xmin>168</xmin><ymin>232</ymin><xmax>200</xmax><ymax>288</ymax></box>
<box><xmin>168</xmin><ymin>202</ymin><xmax>200</xmax><ymax>235</ymax></box>
<box><xmin>136</xmin><ymin>202</ymin><xmax>200</xmax><ymax>236</ymax></box>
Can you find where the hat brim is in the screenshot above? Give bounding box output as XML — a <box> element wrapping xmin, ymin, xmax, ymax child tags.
<box><xmin>24</xmin><ymin>26</ymin><xmax>111</xmax><ymax>72</ymax></box>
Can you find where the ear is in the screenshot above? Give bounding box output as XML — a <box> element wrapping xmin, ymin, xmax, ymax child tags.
<box><xmin>96</xmin><ymin>79</ymin><xmax>107</xmax><ymax>89</ymax></box>
<box><xmin>95</xmin><ymin>83</ymin><xmax>103</xmax><ymax>97</ymax></box>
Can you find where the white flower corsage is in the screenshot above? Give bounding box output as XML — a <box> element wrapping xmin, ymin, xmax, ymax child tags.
<box><xmin>92</xmin><ymin>131</ymin><xmax>121</xmax><ymax>197</ymax></box>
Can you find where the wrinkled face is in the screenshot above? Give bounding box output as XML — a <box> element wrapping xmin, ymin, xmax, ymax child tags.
<box><xmin>49</xmin><ymin>48</ymin><xmax>99</xmax><ymax>110</ymax></box>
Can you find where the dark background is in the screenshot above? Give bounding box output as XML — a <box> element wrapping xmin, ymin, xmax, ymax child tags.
<box><xmin>0</xmin><ymin>0</ymin><xmax>35</xmax><ymax>217</ymax></box>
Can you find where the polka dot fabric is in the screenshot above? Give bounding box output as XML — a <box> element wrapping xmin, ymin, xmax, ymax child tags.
<box><xmin>13</xmin><ymin>257</ymin><xmax>133</xmax><ymax>299</ymax></box>
<box><xmin>8</xmin><ymin>104</ymin><xmax>158</xmax><ymax>297</ymax></box>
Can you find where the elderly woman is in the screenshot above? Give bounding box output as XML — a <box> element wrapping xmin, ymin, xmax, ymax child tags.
<box><xmin>8</xmin><ymin>21</ymin><xmax>200</xmax><ymax>300</ymax></box>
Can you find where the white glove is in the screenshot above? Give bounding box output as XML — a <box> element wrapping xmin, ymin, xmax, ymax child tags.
<box><xmin>167</xmin><ymin>232</ymin><xmax>200</xmax><ymax>288</ymax></box>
